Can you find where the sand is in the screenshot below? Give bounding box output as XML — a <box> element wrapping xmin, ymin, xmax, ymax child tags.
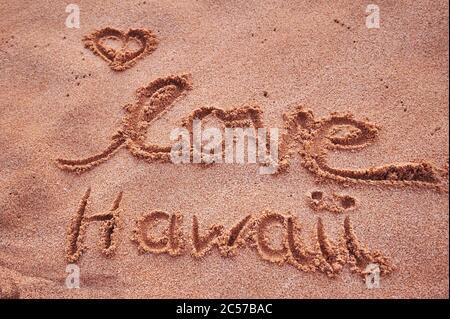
<box><xmin>0</xmin><ymin>0</ymin><xmax>448</xmax><ymax>298</ymax></box>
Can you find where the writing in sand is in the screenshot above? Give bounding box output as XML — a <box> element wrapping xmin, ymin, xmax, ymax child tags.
<box><xmin>57</xmin><ymin>74</ymin><xmax>448</xmax><ymax>191</ymax></box>
<box><xmin>65</xmin><ymin>188</ymin><xmax>394</xmax><ymax>279</ymax></box>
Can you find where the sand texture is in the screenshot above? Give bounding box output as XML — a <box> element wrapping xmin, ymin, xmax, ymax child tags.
<box><xmin>0</xmin><ymin>0</ymin><xmax>448</xmax><ymax>298</ymax></box>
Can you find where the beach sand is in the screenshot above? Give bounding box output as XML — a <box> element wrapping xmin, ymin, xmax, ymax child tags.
<box><xmin>0</xmin><ymin>0</ymin><xmax>448</xmax><ymax>298</ymax></box>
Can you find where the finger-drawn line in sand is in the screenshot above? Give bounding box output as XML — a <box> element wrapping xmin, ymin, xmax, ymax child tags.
<box><xmin>83</xmin><ymin>27</ymin><xmax>158</xmax><ymax>71</ymax></box>
<box><xmin>177</xmin><ymin>105</ymin><xmax>278</xmax><ymax>172</ymax></box>
<box><xmin>307</xmin><ymin>191</ymin><xmax>357</xmax><ymax>214</ymax></box>
<box><xmin>190</xmin><ymin>214</ymin><xmax>253</xmax><ymax>257</ymax></box>
<box><xmin>250</xmin><ymin>211</ymin><xmax>394</xmax><ymax>277</ymax></box>
<box><xmin>132</xmin><ymin>211</ymin><xmax>185</xmax><ymax>256</ymax></box>
<box><xmin>82</xmin><ymin>205</ymin><xmax>392</xmax><ymax>278</ymax></box>
<box><xmin>66</xmin><ymin>188</ymin><xmax>122</xmax><ymax>263</ymax></box>
<box><xmin>280</xmin><ymin>106</ymin><xmax>448</xmax><ymax>191</ymax></box>
<box><xmin>57</xmin><ymin>74</ymin><xmax>192</xmax><ymax>173</ymax></box>
<box><xmin>181</xmin><ymin>105</ymin><xmax>265</xmax><ymax>130</ymax></box>
<box><xmin>56</xmin><ymin>75</ymin><xmax>448</xmax><ymax>191</ymax></box>
<box><xmin>64</xmin><ymin>190</ymin><xmax>394</xmax><ymax>278</ymax></box>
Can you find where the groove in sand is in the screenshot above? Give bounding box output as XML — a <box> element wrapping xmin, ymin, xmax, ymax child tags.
<box><xmin>56</xmin><ymin>76</ymin><xmax>448</xmax><ymax>191</ymax></box>
<box><xmin>66</xmin><ymin>188</ymin><xmax>122</xmax><ymax>262</ymax></box>
<box><xmin>66</xmin><ymin>190</ymin><xmax>394</xmax><ymax>278</ymax></box>
<box><xmin>83</xmin><ymin>27</ymin><xmax>158</xmax><ymax>71</ymax></box>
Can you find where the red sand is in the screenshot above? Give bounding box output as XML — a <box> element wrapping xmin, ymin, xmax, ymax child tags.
<box><xmin>0</xmin><ymin>0</ymin><xmax>448</xmax><ymax>298</ymax></box>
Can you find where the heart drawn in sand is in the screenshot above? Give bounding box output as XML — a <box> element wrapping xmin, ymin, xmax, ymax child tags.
<box><xmin>83</xmin><ymin>27</ymin><xmax>158</xmax><ymax>71</ymax></box>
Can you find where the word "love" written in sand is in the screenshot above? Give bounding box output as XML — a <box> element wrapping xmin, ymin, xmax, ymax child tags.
<box><xmin>57</xmin><ymin>75</ymin><xmax>448</xmax><ymax>191</ymax></box>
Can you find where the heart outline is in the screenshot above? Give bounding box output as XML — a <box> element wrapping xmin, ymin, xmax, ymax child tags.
<box><xmin>83</xmin><ymin>27</ymin><xmax>158</xmax><ymax>71</ymax></box>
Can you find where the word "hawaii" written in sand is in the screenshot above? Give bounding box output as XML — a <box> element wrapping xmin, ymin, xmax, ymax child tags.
<box><xmin>65</xmin><ymin>188</ymin><xmax>394</xmax><ymax>278</ymax></box>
